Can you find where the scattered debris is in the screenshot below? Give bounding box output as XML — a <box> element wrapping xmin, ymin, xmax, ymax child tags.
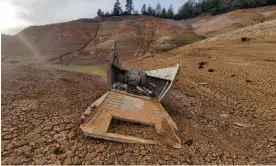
<box><xmin>234</xmin><ymin>122</ymin><xmax>250</xmax><ymax>128</ymax></box>
<box><xmin>198</xmin><ymin>61</ymin><xmax>207</xmax><ymax>69</ymax></box>
<box><xmin>246</xmin><ymin>79</ymin><xmax>252</xmax><ymax>83</ymax></box>
<box><xmin>199</xmin><ymin>61</ymin><xmax>207</xmax><ymax>66</ymax></box>
<box><xmin>183</xmin><ymin>139</ymin><xmax>193</xmax><ymax>146</ymax></box>
<box><xmin>198</xmin><ymin>82</ymin><xmax>208</xmax><ymax>85</ymax></box>
<box><xmin>241</xmin><ymin>37</ymin><xmax>250</xmax><ymax>42</ymax></box>
<box><xmin>208</xmin><ymin>69</ymin><xmax>214</xmax><ymax>72</ymax></box>
<box><xmin>230</xmin><ymin>74</ymin><xmax>235</xmax><ymax>77</ymax></box>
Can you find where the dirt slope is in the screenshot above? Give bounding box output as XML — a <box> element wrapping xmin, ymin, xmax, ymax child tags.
<box><xmin>125</xmin><ymin>19</ymin><xmax>276</xmax><ymax>163</ymax></box>
<box><xmin>74</xmin><ymin>16</ymin><xmax>202</xmax><ymax>65</ymax></box>
<box><xmin>2</xmin><ymin>6</ymin><xmax>275</xmax><ymax>65</ymax></box>
<box><xmin>1</xmin><ymin>16</ymin><xmax>202</xmax><ymax>65</ymax></box>
<box><xmin>187</xmin><ymin>5</ymin><xmax>276</xmax><ymax>37</ymax></box>
<box><xmin>1</xmin><ymin>20</ymin><xmax>100</xmax><ymax>63</ymax></box>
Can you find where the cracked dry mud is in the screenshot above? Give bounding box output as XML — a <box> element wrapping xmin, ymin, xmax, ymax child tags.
<box><xmin>2</xmin><ymin>59</ymin><xmax>276</xmax><ymax>165</ymax></box>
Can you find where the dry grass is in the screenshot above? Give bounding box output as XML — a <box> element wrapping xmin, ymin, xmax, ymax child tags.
<box><xmin>60</xmin><ymin>65</ymin><xmax>107</xmax><ymax>76</ymax></box>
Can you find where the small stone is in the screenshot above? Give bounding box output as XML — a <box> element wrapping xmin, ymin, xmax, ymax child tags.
<box><xmin>141</xmin><ymin>149</ymin><xmax>147</xmax><ymax>156</ymax></box>
<box><xmin>116</xmin><ymin>149</ymin><xmax>124</xmax><ymax>155</ymax></box>
<box><xmin>105</xmin><ymin>159</ymin><xmax>114</xmax><ymax>165</ymax></box>
<box><xmin>53</xmin><ymin>126</ymin><xmax>60</xmax><ymax>131</ymax></box>
<box><xmin>144</xmin><ymin>155</ymin><xmax>151</xmax><ymax>161</ymax></box>
<box><xmin>164</xmin><ymin>156</ymin><xmax>170</xmax><ymax>161</ymax></box>
<box><xmin>208</xmin><ymin>69</ymin><xmax>215</xmax><ymax>72</ymax></box>
<box><xmin>158</xmin><ymin>158</ymin><xmax>166</xmax><ymax>165</ymax></box>
<box><xmin>234</xmin><ymin>122</ymin><xmax>250</xmax><ymax>128</ymax></box>
<box><xmin>241</xmin><ymin>37</ymin><xmax>250</xmax><ymax>42</ymax></box>
<box><xmin>84</xmin><ymin>107</ymin><xmax>91</xmax><ymax>115</ymax></box>
<box><xmin>246</xmin><ymin>79</ymin><xmax>252</xmax><ymax>83</ymax></box>
<box><xmin>199</xmin><ymin>62</ymin><xmax>207</xmax><ymax>66</ymax></box>
<box><xmin>198</xmin><ymin>82</ymin><xmax>207</xmax><ymax>85</ymax></box>
<box><xmin>97</xmin><ymin>145</ymin><xmax>105</xmax><ymax>153</ymax></box>
<box><xmin>184</xmin><ymin>139</ymin><xmax>193</xmax><ymax>146</ymax></box>
<box><xmin>220</xmin><ymin>114</ymin><xmax>229</xmax><ymax>118</ymax></box>
<box><xmin>44</xmin><ymin>125</ymin><xmax>53</xmax><ymax>131</ymax></box>
<box><xmin>205</xmin><ymin>154</ymin><xmax>212</xmax><ymax>163</ymax></box>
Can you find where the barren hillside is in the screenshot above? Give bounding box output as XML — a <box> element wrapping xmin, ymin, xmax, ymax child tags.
<box><xmin>1</xmin><ymin>16</ymin><xmax>202</xmax><ymax>65</ymax></box>
<box><xmin>188</xmin><ymin>5</ymin><xmax>276</xmax><ymax>37</ymax></box>
<box><xmin>66</xmin><ymin>16</ymin><xmax>203</xmax><ymax>65</ymax></box>
<box><xmin>2</xmin><ymin>6</ymin><xmax>275</xmax><ymax>66</ymax></box>
<box><xmin>1</xmin><ymin>20</ymin><xmax>100</xmax><ymax>62</ymax></box>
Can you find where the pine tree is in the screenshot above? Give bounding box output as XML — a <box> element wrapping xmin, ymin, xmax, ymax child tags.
<box><xmin>156</xmin><ymin>3</ymin><xmax>162</xmax><ymax>17</ymax></box>
<box><xmin>268</xmin><ymin>0</ymin><xmax>276</xmax><ymax>5</ymax></box>
<box><xmin>141</xmin><ymin>4</ymin><xmax>147</xmax><ymax>15</ymax></box>
<box><xmin>147</xmin><ymin>5</ymin><xmax>154</xmax><ymax>16</ymax></box>
<box><xmin>201</xmin><ymin>0</ymin><xmax>207</xmax><ymax>13</ymax></box>
<box><xmin>240</xmin><ymin>0</ymin><xmax>249</xmax><ymax>9</ymax></box>
<box><xmin>178</xmin><ymin>4</ymin><xmax>185</xmax><ymax>18</ymax></box>
<box><xmin>113</xmin><ymin>0</ymin><xmax>122</xmax><ymax>16</ymax></box>
<box><xmin>97</xmin><ymin>8</ymin><xmax>103</xmax><ymax>18</ymax></box>
<box><xmin>125</xmin><ymin>0</ymin><xmax>134</xmax><ymax>14</ymax></box>
<box><xmin>105</xmin><ymin>11</ymin><xmax>110</xmax><ymax>17</ymax></box>
<box><xmin>152</xmin><ymin>9</ymin><xmax>156</xmax><ymax>16</ymax></box>
<box><xmin>231</xmin><ymin>0</ymin><xmax>242</xmax><ymax>10</ymax></box>
<box><xmin>193</xmin><ymin>2</ymin><xmax>202</xmax><ymax>16</ymax></box>
<box><xmin>167</xmin><ymin>4</ymin><xmax>174</xmax><ymax>19</ymax></box>
<box><xmin>217</xmin><ymin>0</ymin><xmax>225</xmax><ymax>12</ymax></box>
<box><xmin>178</xmin><ymin>1</ymin><xmax>194</xmax><ymax>18</ymax></box>
<box><xmin>161</xmin><ymin>8</ymin><xmax>167</xmax><ymax>18</ymax></box>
